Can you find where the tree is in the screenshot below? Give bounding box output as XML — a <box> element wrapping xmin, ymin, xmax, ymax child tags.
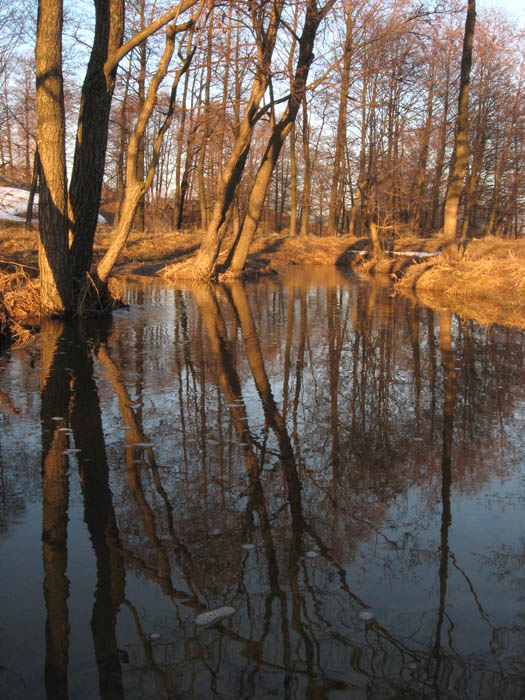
<box><xmin>222</xmin><ymin>0</ymin><xmax>336</xmax><ymax>276</ymax></box>
<box><xmin>96</xmin><ymin>9</ymin><xmax>203</xmax><ymax>286</ymax></box>
<box><xmin>35</xmin><ymin>0</ymin><xmax>201</xmax><ymax>313</ymax></box>
<box><xmin>442</xmin><ymin>0</ymin><xmax>476</xmax><ymax>256</ymax></box>
<box><xmin>36</xmin><ymin>0</ymin><xmax>74</xmax><ymax>313</ymax></box>
<box><xmin>166</xmin><ymin>0</ymin><xmax>287</xmax><ymax>280</ymax></box>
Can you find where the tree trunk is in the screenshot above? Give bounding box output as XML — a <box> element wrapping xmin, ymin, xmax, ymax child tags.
<box><xmin>35</xmin><ymin>0</ymin><xmax>73</xmax><ymax>314</ymax></box>
<box><xmin>327</xmin><ymin>3</ymin><xmax>353</xmax><ymax>236</ymax></box>
<box><xmin>224</xmin><ymin>0</ymin><xmax>331</xmax><ymax>275</ymax></box>
<box><xmin>299</xmin><ymin>96</ymin><xmax>311</xmax><ymax>237</ymax></box>
<box><xmin>289</xmin><ymin>123</ymin><xmax>298</xmax><ymax>236</ymax></box>
<box><xmin>97</xmin><ymin>17</ymin><xmax>199</xmax><ymax>285</ymax></box>
<box><xmin>26</xmin><ymin>148</ymin><xmax>40</xmax><ymax>230</ymax></box>
<box><xmin>183</xmin><ymin>0</ymin><xmax>286</xmax><ymax>279</ymax></box>
<box><xmin>172</xmin><ymin>51</ymin><xmax>191</xmax><ymax>229</ymax></box>
<box><xmin>68</xmin><ymin>0</ymin><xmax>124</xmax><ymax>283</ymax></box>
<box><xmin>442</xmin><ymin>0</ymin><xmax>476</xmax><ymax>257</ymax></box>
<box><xmin>135</xmin><ymin>11</ymin><xmax>147</xmax><ymax>235</ymax></box>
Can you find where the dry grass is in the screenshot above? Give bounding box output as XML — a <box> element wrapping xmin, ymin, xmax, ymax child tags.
<box><xmin>93</xmin><ymin>227</ymin><xmax>203</xmax><ymax>271</ymax></box>
<box><xmin>2</xmin><ymin>222</ymin><xmax>525</xmax><ymax>338</ymax></box>
<box><xmin>160</xmin><ymin>232</ymin><xmax>361</xmax><ymax>280</ymax></box>
<box><xmin>246</xmin><ymin>232</ymin><xmax>359</xmax><ymax>267</ymax></box>
<box><xmin>0</xmin><ymin>267</ymin><xmax>40</xmax><ymax>345</ymax></box>
<box><xmin>396</xmin><ymin>240</ymin><xmax>525</xmax><ymax>328</ymax></box>
<box><xmin>0</xmin><ymin>223</ymin><xmax>39</xmax><ymax>267</ymax></box>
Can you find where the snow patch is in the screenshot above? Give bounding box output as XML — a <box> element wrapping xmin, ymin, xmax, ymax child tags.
<box><xmin>0</xmin><ymin>186</ymin><xmax>108</xmax><ymax>224</ymax></box>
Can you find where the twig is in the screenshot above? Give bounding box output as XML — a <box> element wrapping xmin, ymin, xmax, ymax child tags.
<box><xmin>0</xmin><ymin>259</ymin><xmax>38</xmax><ymax>270</ymax></box>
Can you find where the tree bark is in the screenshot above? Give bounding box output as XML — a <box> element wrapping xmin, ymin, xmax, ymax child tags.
<box><xmin>299</xmin><ymin>96</ymin><xmax>311</xmax><ymax>237</ymax></box>
<box><xmin>442</xmin><ymin>0</ymin><xmax>476</xmax><ymax>257</ymax></box>
<box><xmin>183</xmin><ymin>0</ymin><xmax>286</xmax><ymax>279</ymax></box>
<box><xmin>68</xmin><ymin>0</ymin><xmax>124</xmax><ymax>283</ymax></box>
<box><xmin>35</xmin><ymin>0</ymin><xmax>73</xmax><ymax>314</ymax></box>
<box><xmin>97</xmin><ymin>16</ymin><xmax>200</xmax><ymax>285</ymax></box>
<box><xmin>224</xmin><ymin>0</ymin><xmax>333</xmax><ymax>275</ymax></box>
<box><xmin>327</xmin><ymin>3</ymin><xmax>353</xmax><ymax>236</ymax></box>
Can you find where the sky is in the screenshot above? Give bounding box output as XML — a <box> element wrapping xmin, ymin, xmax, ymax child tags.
<box><xmin>480</xmin><ymin>0</ymin><xmax>524</xmax><ymax>25</ymax></box>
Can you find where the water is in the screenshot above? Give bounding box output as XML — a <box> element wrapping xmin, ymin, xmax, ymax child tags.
<box><xmin>0</xmin><ymin>267</ymin><xmax>524</xmax><ymax>699</ymax></box>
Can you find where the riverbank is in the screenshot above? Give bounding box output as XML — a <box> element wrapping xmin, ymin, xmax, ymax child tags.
<box><xmin>1</xmin><ymin>224</ymin><xmax>524</xmax><ymax>344</ymax></box>
<box><xmin>395</xmin><ymin>249</ymin><xmax>525</xmax><ymax>329</ymax></box>
<box><xmin>371</xmin><ymin>236</ymin><xmax>525</xmax><ymax>330</ymax></box>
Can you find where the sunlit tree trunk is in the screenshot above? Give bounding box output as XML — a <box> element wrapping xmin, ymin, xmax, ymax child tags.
<box><xmin>410</xmin><ymin>69</ymin><xmax>434</xmax><ymax>233</ymax></box>
<box><xmin>176</xmin><ymin>0</ymin><xmax>286</xmax><ymax>279</ymax></box>
<box><xmin>327</xmin><ymin>3</ymin><xmax>354</xmax><ymax>236</ymax></box>
<box><xmin>430</xmin><ymin>33</ymin><xmax>453</xmax><ymax>232</ymax></box>
<box><xmin>223</xmin><ymin>0</ymin><xmax>333</xmax><ymax>276</ymax></box>
<box><xmin>97</xmin><ymin>16</ymin><xmax>200</xmax><ymax>286</ymax></box>
<box><xmin>299</xmin><ymin>96</ymin><xmax>311</xmax><ymax>237</ymax></box>
<box><xmin>442</xmin><ymin>0</ymin><xmax>476</xmax><ymax>257</ymax></box>
<box><xmin>35</xmin><ymin>0</ymin><xmax>73</xmax><ymax>313</ymax></box>
<box><xmin>172</xmin><ymin>91</ymin><xmax>187</xmax><ymax>230</ymax></box>
<box><xmin>135</xmin><ymin>0</ymin><xmax>147</xmax><ymax>235</ymax></box>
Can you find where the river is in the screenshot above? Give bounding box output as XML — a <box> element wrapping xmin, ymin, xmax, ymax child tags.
<box><xmin>0</xmin><ymin>267</ymin><xmax>524</xmax><ymax>699</ymax></box>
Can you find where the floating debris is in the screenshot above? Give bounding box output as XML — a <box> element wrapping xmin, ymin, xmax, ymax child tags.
<box><xmin>63</xmin><ymin>448</ymin><xmax>81</xmax><ymax>455</ymax></box>
<box><xmin>305</xmin><ymin>551</ymin><xmax>319</xmax><ymax>559</ymax></box>
<box><xmin>147</xmin><ymin>632</ymin><xmax>161</xmax><ymax>640</ymax></box>
<box><xmin>242</xmin><ymin>543</ymin><xmax>256</xmax><ymax>551</ymax></box>
<box><xmin>58</xmin><ymin>427</ymin><xmax>72</xmax><ymax>433</ymax></box>
<box><xmin>52</xmin><ymin>416</ymin><xmax>64</xmax><ymax>421</ymax></box>
<box><xmin>358</xmin><ymin>610</ymin><xmax>374</xmax><ymax>621</ymax></box>
<box><xmin>195</xmin><ymin>606</ymin><xmax>235</xmax><ymax>626</ymax></box>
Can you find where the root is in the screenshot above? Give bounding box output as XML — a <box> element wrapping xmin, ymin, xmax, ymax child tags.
<box><xmin>161</xmin><ymin>258</ymin><xmax>217</xmax><ymax>282</ymax></box>
<box><xmin>75</xmin><ymin>273</ymin><xmax>118</xmax><ymax>316</ymax></box>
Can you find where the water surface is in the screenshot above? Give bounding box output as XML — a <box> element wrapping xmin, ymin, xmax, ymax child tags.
<box><xmin>0</xmin><ymin>267</ymin><xmax>524</xmax><ymax>699</ymax></box>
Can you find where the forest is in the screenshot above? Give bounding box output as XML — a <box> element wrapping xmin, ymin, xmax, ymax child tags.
<box><xmin>0</xmin><ymin>0</ymin><xmax>524</xmax><ymax>317</ymax></box>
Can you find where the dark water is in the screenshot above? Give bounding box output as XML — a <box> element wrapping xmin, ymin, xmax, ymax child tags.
<box><xmin>0</xmin><ymin>267</ymin><xmax>524</xmax><ymax>700</ymax></box>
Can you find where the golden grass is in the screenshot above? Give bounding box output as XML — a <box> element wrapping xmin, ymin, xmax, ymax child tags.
<box><xmin>396</xmin><ymin>243</ymin><xmax>525</xmax><ymax>328</ymax></box>
<box><xmin>0</xmin><ymin>268</ymin><xmax>40</xmax><ymax>345</ymax></box>
<box><xmin>93</xmin><ymin>227</ymin><xmax>203</xmax><ymax>270</ymax></box>
<box><xmin>240</xmin><ymin>233</ymin><xmax>359</xmax><ymax>268</ymax></box>
<box><xmin>2</xmin><ymin>222</ymin><xmax>525</xmax><ymax>337</ymax></box>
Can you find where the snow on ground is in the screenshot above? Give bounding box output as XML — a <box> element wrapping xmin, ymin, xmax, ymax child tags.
<box><xmin>0</xmin><ymin>186</ymin><xmax>37</xmax><ymax>223</ymax></box>
<box><xmin>0</xmin><ymin>186</ymin><xmax>107</xmax><ymax>224</ymax></box>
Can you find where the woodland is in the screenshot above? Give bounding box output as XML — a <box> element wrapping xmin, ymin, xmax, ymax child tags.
<box><xmin>0</xmin><ymin>0</ymin><xmax>523</xmax><ymax>316</ymax></box>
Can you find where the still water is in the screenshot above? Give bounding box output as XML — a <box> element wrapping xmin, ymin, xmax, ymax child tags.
<box><xmin>0</xmin><ymin>267</ymin><xmax>524</xmax><ymax>699</ymax></box>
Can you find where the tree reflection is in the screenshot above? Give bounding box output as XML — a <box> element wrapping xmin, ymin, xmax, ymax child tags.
<box><xmin>69</xmin><ymin>322</ymin><xmax>125</xmax><ymax>700</ymax></box>
<box><xmin>40</xmin><ymin>319</ymin><xmax>71</xmax><ymax>700</ymax></box>
<box><xmin>39</xmin><ymin>318</ymin><xmax>127</xmax><ymax>699</ymax></box>
<box><xmin>2</xmin><ymin>273</ymin><xmax>524</xmax><ymax>698</ymax></box>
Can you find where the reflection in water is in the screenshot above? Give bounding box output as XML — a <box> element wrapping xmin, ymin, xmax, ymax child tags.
<box><xmin>0</xmin><ymin>269</ymin><xmax>524</xmax><ymax>699</ymax></box>
<box><xmin>40</xmin><ymin>320</ymin><xmax>71</xmax><ymax>700</ymax></box>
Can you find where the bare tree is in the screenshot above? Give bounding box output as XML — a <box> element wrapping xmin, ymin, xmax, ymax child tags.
<box><xmin>442</xmin><ymin>0</ymin><xmax>476</xmax><ymax>256</ymax></box>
